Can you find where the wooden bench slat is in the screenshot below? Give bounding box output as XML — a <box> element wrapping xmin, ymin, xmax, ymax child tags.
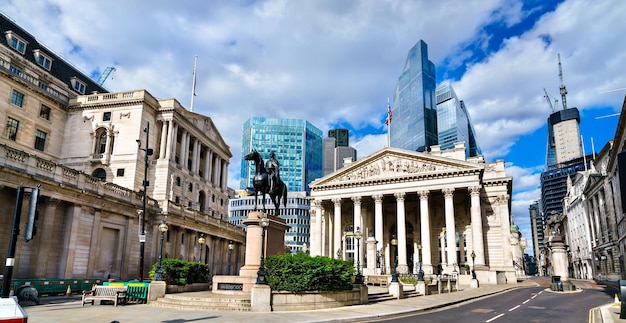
<box><xmin>81</xmin><ymin>286</ymin><xmax>127</xmax><ymax>307</ymax></box>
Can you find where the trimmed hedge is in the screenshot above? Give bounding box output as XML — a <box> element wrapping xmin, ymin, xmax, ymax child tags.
<box><xmin>265</xmin><ymin>253</ymin><xmax>354</xmax><ymax>292</ymax></box>
<box><xmin>149</xmin><ymin>259</ymin><xmax>210</xmax><ymax>285</ymax></box>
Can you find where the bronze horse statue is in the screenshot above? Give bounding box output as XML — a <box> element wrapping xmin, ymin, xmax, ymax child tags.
<box><xmin>244</xmin><ymin>150</ymin><xmax>287</xmax><ymax>214</ymax></box>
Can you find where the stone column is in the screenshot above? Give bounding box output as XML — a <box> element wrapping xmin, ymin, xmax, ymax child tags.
<box><xmin>443</xmin><ymin>188</ymin><xmax>457</xmax><ymax>273</ymax></box>
<box><xmin>159</xmin><ymin>120</ymin><xmax>168</xmax><ymax>159</ymax></box>
<box><xmin>168</xmin><ymin>122</ymin><xmax>178</xmax><ymax>162</ymax></box>
<box><xmin>373</xmin><ymin>194</ymin><xmax>383</xmax><ymax>257</ymax></box>
<box><xmin>35</xmin><ymin>198</ymin><xmax>60</xmax><ymax>277</ymax></box>
<box><xmin>192</xmin><ymin>139</ymin><xmax>200</xmax><ymax>173</ymax></box>
<box><xmin>395</xmin><ymin>192</ymin><xmax>408</xmax><ymax>273</ymax></box>
<box><xmin>312</xmin><ymin>199</ymin><xmax>323</xmax><ymax>256</ymax></box>
<box><xmin>204</xmin><ymin>149</ymin><xmax>211</xmax><ymax>180</ymax></box>
<box><xmin>352</xmin><ymin>196</ymin><xmax>363</xmax><ymax>272</ymax></box>
<box><xmin>499</xmin><ymin>195</ymin><xmax>513</xmax><ymax>267</ymax></box>
<box><xmin>333</xmin><ymin>198</ymin><xmax>342</xmax><ymax>258</ymax></box>
<box><xmin>418</xmin><ymin>190</ymin><xmax>433</xmax><ymax>274</ymax></box>
<box><xmin>469</xmin><ymin>186</ymin><xmax>485</xmax><ymax>265</ymax></box>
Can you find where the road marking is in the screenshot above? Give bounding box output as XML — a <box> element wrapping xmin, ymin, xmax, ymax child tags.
<box><xmin>531</xmin><ymin>294</ymin><xmax>538</xmax><ymax>299</ymax></box>
<box><xmin>486</xmin><ymin>313</ymin><xmax>505</xmax><ymax>322</ymax></box>
<box><xmin>509</xmin><ymin>305</ymin><xmax>520</xmax><ymax>311</ymax></box>
<box><xmin>522</xmin><ymin>299</ymin><xmax>530</xmax><ymax>304</ymax></box>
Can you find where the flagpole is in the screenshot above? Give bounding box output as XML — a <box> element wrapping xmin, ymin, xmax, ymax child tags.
<box><xmin>387</xmin><ymin>98</ymin><xmax>391</xmax><ymax>147</ymax></box>
<box><xmin>190</xmin><ymin>55</ymin><xmax>198</xmax><ymax>112</ymax></box>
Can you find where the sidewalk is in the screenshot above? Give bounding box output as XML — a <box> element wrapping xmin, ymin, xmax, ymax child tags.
<box><xmin>23</xmin><ymin>280</ymin><xmax>537</xmax><ymax>323</ymax></box>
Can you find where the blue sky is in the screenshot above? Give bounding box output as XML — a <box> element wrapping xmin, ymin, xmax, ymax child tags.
<box><xmin>3</xmin><ymin>0</ymin><xmax>625</xmax><ymax>256</ymax></box>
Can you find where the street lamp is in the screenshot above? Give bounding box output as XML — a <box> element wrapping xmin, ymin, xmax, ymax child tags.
<box><xmin>256</xmin><ymin>215</ymin><xmax>270</xmax><ymax>284</ymax></box>
<box><xmin>154</xmin><ymin>220</ymin><xmax>168</xmax><ymax>281</ymax></box>
<box><xmin>391</xmin><ymin>237</ymin><xmax>399</xmax><ymax>283</ymax></box>
<box><xmin>136</xmin><ymin>122</ymin><xmax>153</xmax><ymax>282</ymax></box>
<box><xmin>227</xmin><ymin>240</ymin><xmax>234</xmax><ymax>275</ymax></box>
<box><xmin>354</xmin><ymin>227</ymin><xmax>363</xmax><ymax>284</ymax></box>
<box><xmin>471</xmin><ymin>250</ymin><xmax>477</xmax><ymax>279</ymax></box>
<box><xmin>198</xmin><ymin>234</ymin><xmax>206</xmax><ymax>263</ymax></box>
<box><xmin>417</xmin><ymin>244</ymin><xmax>424</xmax><ymax>281</ymax></box>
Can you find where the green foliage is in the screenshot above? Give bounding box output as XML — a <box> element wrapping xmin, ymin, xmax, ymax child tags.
<box><xmin>265</xmin><ymin>253</ymin><xmax>354</xmax><ymax>292</ymax></box>
<box><xmin>400</xmin><ymin>275</ymin><xmax>417</xmax><ymax>284</ymax></box>
<box><xmin>149</xmin><ymin>259</ymin><xmax>210</xmax><ymax>285</ymax></box>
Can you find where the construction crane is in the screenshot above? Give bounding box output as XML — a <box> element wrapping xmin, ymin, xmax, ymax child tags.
<box><xmin>558</xmin><ymin>53</ymin><xmax>568</xmax><ymax>110</ymax></box>
<box><xmin>543</xmin><ymin>88</ymin><xmax>558</xmax><ymax>113</ymax></box>
<box><xmin>97</xmin><ymin>67</ymin><xmax>116</xmax><ymax>86</ymax></box>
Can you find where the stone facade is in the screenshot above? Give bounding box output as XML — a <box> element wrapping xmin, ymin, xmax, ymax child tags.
<box><xmin>309</xmin><ymin>143</ymin><xmax>516</xmax><ymax>284</ymax></box>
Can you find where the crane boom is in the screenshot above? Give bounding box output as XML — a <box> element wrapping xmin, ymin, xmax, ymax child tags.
<box><xmin>558</xmin><ymin>53</ymin><xmax>567</xmax><ymax>110</ymax></box>
<box><xmin>543</xmin><ymin>88</ymin><xmax>555</xmax><ymax>112</ymax></box>
<box><xmin>97</xmin><ymin>67</ymin><xmax>116</xmax><ymax>86</ymax></box>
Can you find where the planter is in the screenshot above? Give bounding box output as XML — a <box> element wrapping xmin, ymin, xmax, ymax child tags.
<box><xmin>166</xmin><ymin>283</ymin><xmax>210</xmax><ymax>293</ymax></box>
<box><xmin>271</xmin><ymin>288</ymin><xmax>363</xmax><ymax>311</ymax></box>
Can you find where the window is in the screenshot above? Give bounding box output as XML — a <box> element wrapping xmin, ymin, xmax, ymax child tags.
<box><xmin>39</xmin><ymin>105</ymin><xmax>51</xmax><ymax>120</ymax></box>
<box><xmin>117</xmin><ymin>168</ymin><xmax>125</xmax><ymax>176</ymax></box>
<box><xmin>92</xmin><ymin>168</ymin><xmax>106</xmax><ymax>181</ymax></box>
<box><xmin>70</xmin><ymin>77</ymin><xmax>86</xmax><ymax>94</ymax></box>
<box><xmin>34</xmin><ymin>130</ymin><xmax>47</xmax><ymax>151</ymax></box>
<box><xmin>103</xmin><ymin>112</ymin><xmax>111</xmax><ymax>121</ymax></box>
<box><xmin>98</xmin><ymin>132</ymin><xmax>107</xmax><ymax>154</ymax></box>
<box><xmin>33</xmin><ymin>50</ymin><xmax>53</xmax><ymax>70</ymax></box>
<box><xmin>5</xmin><ymin>32</ymin><xmax>27</xmax><ymax>54</ymax></box>
<box><xmin>5</xmin><ymin>117</ymin><xmax>19</xmax><ymax>141</ymax></box>
<box><xmin>11</xmin><ymin>90</ymin><xmax>24</xmax><ymax>107</ymax></box>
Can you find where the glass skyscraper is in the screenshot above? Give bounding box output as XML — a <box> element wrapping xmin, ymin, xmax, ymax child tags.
<box><xmin>390</xmin><ymin>39</ymin><xmax>437</xmax><ymax>152</ymax></box>
<box><xmin>435</xmin><ymin>83</ymin><xmax>482</xmax><ymax>157</ymax></box>
<box><xmin>240</xmin><ymin>117</ymin><xmax>323</xmax><ymax>194</ymax></box>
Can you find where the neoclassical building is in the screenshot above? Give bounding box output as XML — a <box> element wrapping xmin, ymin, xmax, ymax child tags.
<box><xmin>309</xmin><ymin>143</ymin><xmax>516</xmax><ymax>284</ymax></box>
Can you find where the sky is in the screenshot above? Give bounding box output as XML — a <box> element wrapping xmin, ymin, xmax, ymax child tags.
<box><xmin>3</xmin><ymin>0</ymin><xmax>625</xmax><ymax>256</ymax></box>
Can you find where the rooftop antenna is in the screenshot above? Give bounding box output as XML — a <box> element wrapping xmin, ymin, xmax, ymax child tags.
<box><xmin>558</xmin><ymin>53</ymin><xmax>568</xmax><ymax>110</ymax></box>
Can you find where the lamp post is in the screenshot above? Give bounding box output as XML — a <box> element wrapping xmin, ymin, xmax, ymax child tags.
<box><xmin>227</xmin><ymin>240</ymin><xmax>234</xmax><ymax>275</ymax></box>
<box><xmin>256</xmin><ymin>215</ymin><xmax>270</xmax><ymax>284</ymax></box>
<box><xmin>136</xmin><ymin>122</ymin><xmax>153</xmax><ymax>281</ymax></box>
<box><xmin>354</xmin><ymin>227</ymin><xmax>363</xmax><ymax>284</ymax></box>
<box><xmin>471</xmin><ymin>250</ymin><xmax>477</xmax><ymax>279</ymax></box>
<box><xmin>417</xmin><ymin>244</ymin><xmax>424</xmax><ymax>281</ymax></box>
<box><xmin>391</xmin><ymin>237</ymin><xmax>399</xmax><ymax>283</ymax></box>
<box><xmin>154</xmin><ymin>220</ymin><xmax>168</xmax><ymax>281</ymax></box>
<box><xmin>198</xmin><ymin>234</ymin><xmax>206</xmax><ymax>263</ymax></box>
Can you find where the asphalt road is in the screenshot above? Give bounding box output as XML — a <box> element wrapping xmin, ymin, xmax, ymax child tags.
<box><xmin>375</xmin><ymin>280</ymin><xmax>615</xmax><ymax>323</ymax></box>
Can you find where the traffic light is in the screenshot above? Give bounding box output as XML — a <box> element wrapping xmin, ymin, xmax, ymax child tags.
<box><xmin>24</xmin><ymin>186</ymin><xmax>40</xmax><ymax>242</ymax></box>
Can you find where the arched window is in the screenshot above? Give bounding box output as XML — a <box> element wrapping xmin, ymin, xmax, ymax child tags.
<box><xmin>92</xmin><ymin>168</ymin><xmax>106</xmax><ymax>181</ymax></box>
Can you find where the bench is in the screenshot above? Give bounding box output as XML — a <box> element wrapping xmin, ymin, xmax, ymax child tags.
<box><xmin>365</xmin><ymin>275</ymin><xmax>389</xmax><ymax>287</ymax></box>
<box><xmin>82</xmin><ymin>286</ymin><xmax>127</xmax><ymax>307</ymax></box>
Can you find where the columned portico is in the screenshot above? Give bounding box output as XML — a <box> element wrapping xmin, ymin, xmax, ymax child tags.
<box><xmin>309</xmin><ymin>147</ymin><xmax>515</xmax><ymax>285</ymax></box>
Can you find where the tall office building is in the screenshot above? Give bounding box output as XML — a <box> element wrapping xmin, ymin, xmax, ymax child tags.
<box><xmin>390</xmin><ymin>39</ymin><xmax>437</xmax><ymax>152</ymax></box>
<box><xmin>240</xmin><ymin>117</ymin><xmax>323</xmax><ymax>194</ymax></box>
<box><xmin>546</xmin><ymin>108</ymin><xmax>583</xmax><ymax>167</ymax></box>
<box><xmin>323</xmin><ymin>128</ymin><xmax>357</xmax><ymax>176</ymax></box>
<box><xmin>328</xmin><ymin>128</ymin><xmax>349</xmax><ymax>147</ymax></box>
<box><xmin>435</xmin><ymin>83</ymin><xmax>482</xmax><ymax>157</ymax></box>
<box><xmin>528</xmin><ymin>201</ymin><xmax>544</xmax><ymax>260</ymax></box>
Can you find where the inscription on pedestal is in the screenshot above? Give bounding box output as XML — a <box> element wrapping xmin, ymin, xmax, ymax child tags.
<box><xmin>217</xmin><ymin>283</ymin><xmax>244</xmax><ymax>291</ymax></box>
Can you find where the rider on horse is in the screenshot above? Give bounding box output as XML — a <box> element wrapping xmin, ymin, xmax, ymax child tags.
<box><xmin>266</xmin><ymin>152</ymin><xmax>280</xmax><ymax>194</ymax></box>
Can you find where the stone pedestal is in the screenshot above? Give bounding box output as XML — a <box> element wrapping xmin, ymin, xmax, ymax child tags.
<box><xmin>550</xmin><ymin>237</ymin><xmax>569</xmax><ymax>281</ymax></box>
<box><xmin>148</xmin><ymin>280</ymin><xmax>166</xmax><ymax>302</ymax></box>
<box><xmin>364</xmin><ymin>236</ymin><xmax>377</xmax><ymax>276</ymax></box>
<box><xmin>251</xmin><ymin>284</ymin><xmax>272</xmax><ymax>312</ymax></box>
<box><xmin>416</xmin><ymin>281</ymin><xmax>426</xmax><ymax>295</ymax></box>
<box><xmin>470</xmin><ymin>278</ymin><xmax>479</xmax><ymax>288</ymax></box>
<box><xmin>388</xmin><ymin>281</ymin><xmax>404</xmax><ymax>299</ymax></box>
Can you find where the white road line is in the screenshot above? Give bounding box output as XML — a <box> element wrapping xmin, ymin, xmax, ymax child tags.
<box><xmin>531</xmin><ymin>295</ymin><xmax>537</xmax><ymax>299</ymax></box>
<box><xmin>486</xmin><ymin>313</ymin><xmax>505</xmax><ymax>322</ymax></box>
<box><xmin>509</xmin><ymin>305</ymin><xmax>520</xmax><ymax>311</ymax></box>
<box><xmin>522</xmin><ymin>299</ymin><xmax>530</xmax><ymax>304</ymax></box>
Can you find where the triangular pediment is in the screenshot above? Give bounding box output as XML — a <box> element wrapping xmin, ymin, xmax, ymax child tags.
<box><xmin>311</xmin><ymin>147</ymin><xmax>483</xmax><ymax>187</ymax></box>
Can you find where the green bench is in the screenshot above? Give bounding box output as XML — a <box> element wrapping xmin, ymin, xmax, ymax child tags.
<box><xmin>104</xmin><ymin>281</ymin><xmax>149</xmax><ymax>304</ymax></box>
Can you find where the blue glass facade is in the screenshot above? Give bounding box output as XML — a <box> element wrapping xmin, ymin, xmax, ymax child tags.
<box><xmin>391</xmin><ymin>39</ymin><xmax>437</xmax><ymax>152</ymax></box>
<box><xmin>240</xmin><ymin>117</ymin><xmax>323</xmax><ymax>194</ymax></box>
<box><xmin>435</xmin><ymin>83</ymin><xmax>482</xmax><ymax>157</ymax></box>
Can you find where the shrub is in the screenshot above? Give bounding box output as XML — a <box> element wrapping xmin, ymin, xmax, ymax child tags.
<box><xmin>149</xmin><ymin>259</ymin><xmax>210</xmax><ymax>285</ymax></box>
<box><xmin>265</xmin><ymin>253</ymin><xmax>354</xmax><ymax>292</ymax></box>
<box><xmin>400</xmin><ymin>275</ymin><xmax>417</xmax><ymax>284</ymax></box>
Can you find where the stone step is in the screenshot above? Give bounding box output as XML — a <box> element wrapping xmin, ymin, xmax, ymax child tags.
<box><xmin>368</xmin><ymin>292</ymin><xmax>394</xmax><ymax>303</ymax></box>
<box><xmin>150</xmin><ymin>293</ymin><xmax>251</xmax><ymax>312</ymax></box>
<box><xmin>404</xmin><ymin>290</ymin><xmax>421</xmax><ymax>298</ymax></box>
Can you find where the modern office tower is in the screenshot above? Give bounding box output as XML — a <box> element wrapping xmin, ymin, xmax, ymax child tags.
<box><xmin>546</xmin><ymin>108</ymin><xmax>583</xmax><ymax>167</ymax></box>
<box><xmin>390</xmin><ymin>39</ymin><xmax>437</xmax><ymax>152</ymax></box>
<box><xmin>239</xmin><ymin>117</ymin><xmax>323</xmax><ymax>194</ymax></box>
<box><xmin>328</xmin><ymin>128</ymin><xmax>349</xmax><ymax>147</ymax></box>
<box><xmin>540</xmin><ymin>155</ymin><xmax>591</xmax><ymax>221</ymax></box>
<box><xmin>435</xmin><ymin>83</ymin><xmax>482</xmax><ymax>157</ymax></box>
<box><xmin>528</xmin><ymin>201</ymin><xmax>544</xmax><ymax>264</ymax></box>
<box><xmin>323</xmin><ymin>129</ymin><xmax>357</xmax><ymax>176</ymax></box>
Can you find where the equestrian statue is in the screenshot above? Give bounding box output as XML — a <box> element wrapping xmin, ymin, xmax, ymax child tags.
<box><xmin>243</xmin><ymin>149</ymin><xmax>287</xmax><ymax>214</ymax></box>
